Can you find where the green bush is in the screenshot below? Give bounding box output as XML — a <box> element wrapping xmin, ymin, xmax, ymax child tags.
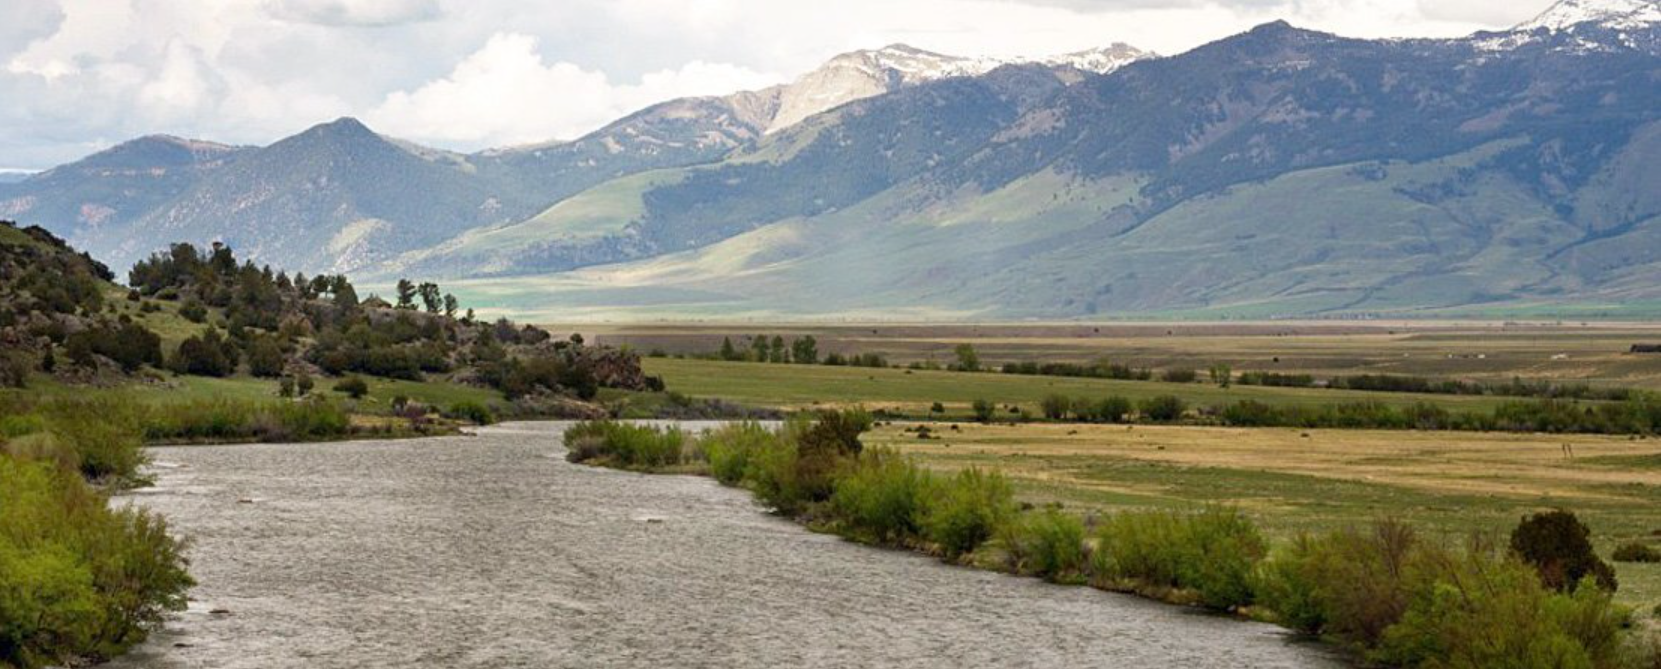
<box><xmin>1082</xmin><ymin>396</ymin><xmax>1134</xmax><ymax>423</ymax></box>
<box><xmin>1253</xmin><ymin>519</ymin><xmax>1627</xmax><ymax>667</ymax></box>
<box><xmin>1094</xmin><ymin>508</ymin><xmax>1265</xmax><ymax>609</ymax></box>
<box><xmin>1001</xmin><ymin>508</ymin><xmax>1087</xmax><ymax>582</ymax></box>
<box><xmin>830</xmin><ymin>449</ymin><xmax>934</xmax><ymax>544</ymax></box>
<box><xmin>971</xmin><ymin>399</ymin><xmax>995</xmax><ymax>423</ymax></box>
<box><xmin>922</xmin><ymin>468</ymin><xmax>1017</xmax><ymax>559</ymax></box>
<box><xmin>1373</xmin><ymin>547</ymin><xmax>1626</xmax><ymax>669</ymax></box>
<box><xmin>561</xmin><ymin>421</ymin><xmax>686</xmax><ymax>469</ymax></box>
<box><xmin>333</xmin><ymin>375</ymin><xmax>369</xmax><ymax>399</ymax></box>
<box><xmin>1140</xmin><ymin>395</ymin><xmax>1187</xmax><ymax>422</ymax></box>
<box><xmin>700</xmin><ymin>421</ymin><xmax>782</xmax><ymax>486</ymax></box>
<box><xmin>443</xmin><ymin>401</ymin><xmax>496</xmax><ymax>426</ymax></box>
<box><xmin>1254</xmin><ymin>521</ymin><xmax>1419</xmax><ymax>646</ymax></box>
<box><xmin>747</xmin><ymin>428</ymin><xmax>808</xmax><ymax>514</ymax></box>
<box><xmin>0</xmin><ymin>458</ymin><xmax>193</xmax><ymax>668</ymax></box>
<box><xmin>1611</xmin><ymin>542</ymin><xmax>1661</xmax><ymax>564</ymax></box>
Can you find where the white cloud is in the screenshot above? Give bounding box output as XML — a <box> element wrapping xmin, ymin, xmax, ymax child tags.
<box><xmin>366</xmin><ymin>33</ymin><xmax>781</xmax><ymax>148</ymax></box>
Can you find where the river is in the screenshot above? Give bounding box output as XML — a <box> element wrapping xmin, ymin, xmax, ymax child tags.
<box><xmin>108</xmin><ymin>422</ymin><xmax>1340</xmax><ymax>668</ymax></box>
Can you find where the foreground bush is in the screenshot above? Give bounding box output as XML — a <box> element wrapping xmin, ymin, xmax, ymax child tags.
<box><xmin>0</xmin><ymin>458</ymin><xmax>192</xmax><ymax>668</ymax></box>
<box><xmin>1001</xmin><ymin>507</ymin><xmax>1087</xmax><ymax>583</ymax></box>
<box><xmin>1255</xmin><ymin>521</ymin><xmax>1629</xmax><ymax>667</ymax></box>
<box><xmin>830</xmin><ymin>449</ymin><xmax>934</xmax><ymax>544</ymax></box>
<box><xmin>700</xmin><ymin>421</ymin><xmax>786</xmax><ymax>486</ymax></box>
<box><xmin>1095</xmin><ymin>508</ymin><xmax>1265</xmax><ymax>610</ymax></box>
<box><xmin>922</xmin><ymin>468</ymin><xmax>1016</xmax><ymax>559</ymax></box>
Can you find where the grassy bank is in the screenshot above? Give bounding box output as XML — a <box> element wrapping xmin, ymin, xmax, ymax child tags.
<box><xmin>0</xmin><ymin>398</ymin><xmax>194</xmax><ymax>668</ymax></box>
<box><xmin>563</xmin><ymin>414</ymin><xmax>1661</xmax><ymax>668</ymax></box>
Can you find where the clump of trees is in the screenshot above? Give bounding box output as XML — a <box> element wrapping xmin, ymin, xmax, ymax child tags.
<box><xmin>123</xmin><ymin>242</ymin><xmax>648</xmax><ymax>405</ymax></box>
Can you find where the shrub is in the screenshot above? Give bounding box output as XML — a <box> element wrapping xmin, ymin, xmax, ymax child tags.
<box><xmin>333</xmin><ymin>375</ymin><xmax>369</xmax><ymax>399</ymax></box>
<box><xmin>1094</xmin><ymin>508</ymin><xmax>1265</xmax><ymax>610</ymax></box>
<box><xmin>1612</xmin><ymin>542</ymin><xmax>1661</xmax><ymax>564</ymax></box>
<box><xmin>561</xmin><ymin>421</ymin><xmax>686</xmax><ymax>469</ymax></box>
<box><xmin>789</xmin><ymin>410</ymin><xmax>871</xmax><ymax>503</ymax></box>
<box><xmin>1040</xmin><ymin>394</ymin><xmax>1072</xmax><ymax>420</ymax></box>
<box><xmin>830</xmin><ymin>450</ymin><xmax>935</xmax><ymax>544</ymax></box>
<box><xmin>1001</xmin><ymin>507</ymin><xmax>1087</xmax><ymax>582</ymax></box>
<box><xmin>971</xmin><ymin>399</ymin><xmax>995</xmax><ymax>423</ymax></box>
<box><xmin>1140</xmin><ymin>395</ymin><xmax>1187</xmax><ymax>422</ymax></box>
<box><xmin>246</xmin><ymin>338</ymin><xmax>285</xmax><ymax>378</ymax></box>
<box><xmin>929</xmin><ymin>402</ymin><xmax>945</xmax><ymax>415</ymax></box>
<box><xmin>922</xmin><ymin>468</ymin><xmax>1017</xmax><ymax>559</ymax></box>
<box><xmin>700</xmin><ymin>421</ymin><xmax>782</xmax><ymax>486</ymax></box>
<box><xmin>1372</xmin><ymin>545</ymin><xmax>1626</xmax><ymax>669</ymax></box>
<box><xmin>1253</xmin><ymin>520</ymin><xmax>1419</xmax><ymax>646</ymax></box>
<box><xmin>0</xmin><ymin>458</ymin><xmax>192</xmax><ymax>668</ymax></box>
<box><xmin>1082</xmin><ymin>396</ymin><xmax>1134</xmax><ymax>423</ymax></box>
<box><xmin>1162</xmin><ymin>368</ymin><xmax>1198</xmax><ymax>383</ymax></box>
<box><xmin>747</xmin><ymin>429</ymin><xmax>808</xmax><ymax>515</ymax></box>
<box><xmin>443</xmin><ymin>401</ymin><xmax>496</xmax><ymax>426</ymax></box>
<box><xmin>1510</xmin><ymin>509</ymin><xmax>1617</xmax><ymax>593</ymax></box>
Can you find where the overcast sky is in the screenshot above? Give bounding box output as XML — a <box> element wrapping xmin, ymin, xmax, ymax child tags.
<box><xmin>1</xmin><ymin>0</ymin><xmax>1558</xmax><ymax>170</ymax></box>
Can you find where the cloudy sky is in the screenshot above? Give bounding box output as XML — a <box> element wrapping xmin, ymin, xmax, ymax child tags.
<box><xmin>1</xmin><ymin>0</ymin><xmax>1558</xmax><ymax>171</ymax></box>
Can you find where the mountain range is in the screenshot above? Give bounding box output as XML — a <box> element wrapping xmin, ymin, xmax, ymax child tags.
<box><xmin>3</xmin><ymin>0</ymin><xmax>1659</xmax><ymax>320</ymax></box>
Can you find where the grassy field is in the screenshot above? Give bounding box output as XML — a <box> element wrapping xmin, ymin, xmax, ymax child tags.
<box><xmin>598</xmin><ymin>321</ymin><xmax>1661</xmax><ymax>389</ymax></box>
<box><xmin>865</xmin><ymin>421</ymin><xmax>1661</xmax><ymax>608</ymax></box>
<box><xmin>634</xmin><ymin>355</ymin><xmax>1661</xmax><ymax>609</ymax></box>
<box><xmin>643</xmin><ymin>357</ymin><xmax>1532</xmax><ymax>415</ymax></box>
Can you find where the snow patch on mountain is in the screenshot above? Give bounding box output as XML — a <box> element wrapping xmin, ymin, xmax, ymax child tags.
<box><xmin>1519</xmin><ymin>0</ymin><xmax>1661</xmax><ymax>31</ymax></box>
<box><xmin>765</xmin><ymin>43</ymin><xmax>1151</xmax><ymax>134</ymax></box>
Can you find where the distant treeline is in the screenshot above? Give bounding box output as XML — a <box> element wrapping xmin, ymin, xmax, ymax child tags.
<box><xmin>994</xmin><ymin>392</ymin><xmax>1661</xmax><ymax>436</ymax></box>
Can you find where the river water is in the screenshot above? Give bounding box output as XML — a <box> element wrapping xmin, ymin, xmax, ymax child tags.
<box><xmin>108</xmin><ymin>422</ymin><xmax>1340</xmax><ymax>668</ymax></box>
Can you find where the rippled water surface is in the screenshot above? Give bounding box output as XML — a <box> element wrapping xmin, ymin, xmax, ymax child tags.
<box><xmin>109</xmin><ymin>422</ymin><xmax>1339</xmax><ymax>668</ymax></box>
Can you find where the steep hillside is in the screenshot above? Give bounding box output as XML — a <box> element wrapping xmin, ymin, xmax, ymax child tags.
<box><xmin>0</xmin><ymin>136</ymin><xmax>247</xmax><ymax>267</ymax></box>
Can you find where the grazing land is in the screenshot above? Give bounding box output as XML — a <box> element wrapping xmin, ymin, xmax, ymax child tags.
<box><xmin>866</xmin><ymin>422</ymin><xmax>1661</xmax><ymax>607</ymax></box>
<box><xmin>597</xmin><ymin>321</ymin><xmax>1661</xmax><ymax>389</ymax></box>
<box><xmin>628</xmin><ymin>344</ymin><xmax>1661</xmax><ymax>610</ymax></box>
<box><xmin>643</xmin><ymin>357</ymin><xmax>1541</xmax><ymax>416</ymax></box>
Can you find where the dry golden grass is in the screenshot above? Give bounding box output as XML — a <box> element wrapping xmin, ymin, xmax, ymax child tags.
<box><xmin>868</xmin><ymin>421</ymin><xmax>1661</xmax><ymax>606</ymax></box>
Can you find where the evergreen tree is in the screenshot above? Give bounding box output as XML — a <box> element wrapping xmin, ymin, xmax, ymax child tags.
<box><xmin>395</xmin><ymin>279</ymin><xmax>416</xmax><ymax>309</ymax></box>
<box><xmin>720</xmin><ymin>337</ymin><xmax>739</xmax><ymax>361</ymax></box>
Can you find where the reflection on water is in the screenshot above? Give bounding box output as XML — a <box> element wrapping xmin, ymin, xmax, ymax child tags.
<box><xmin>109</xmin><ymin>422</ymin><xmax>1339</xmax><ymax>668</ymax></box>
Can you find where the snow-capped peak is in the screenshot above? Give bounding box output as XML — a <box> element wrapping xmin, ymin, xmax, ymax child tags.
<box><xmin>764</xmin><ymin>42</ymin><xmax>1151</xmax><ymax>134</ymax></box>
<box><xmin>1038</xmin><ymin>44</ymin><xmax>1153</xmax><ymax>74</ymax></box>
<box><xmin>1518</xmin><ymin>0</ymin><xmax>1661</xmax><ymax>32</ymax></box>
